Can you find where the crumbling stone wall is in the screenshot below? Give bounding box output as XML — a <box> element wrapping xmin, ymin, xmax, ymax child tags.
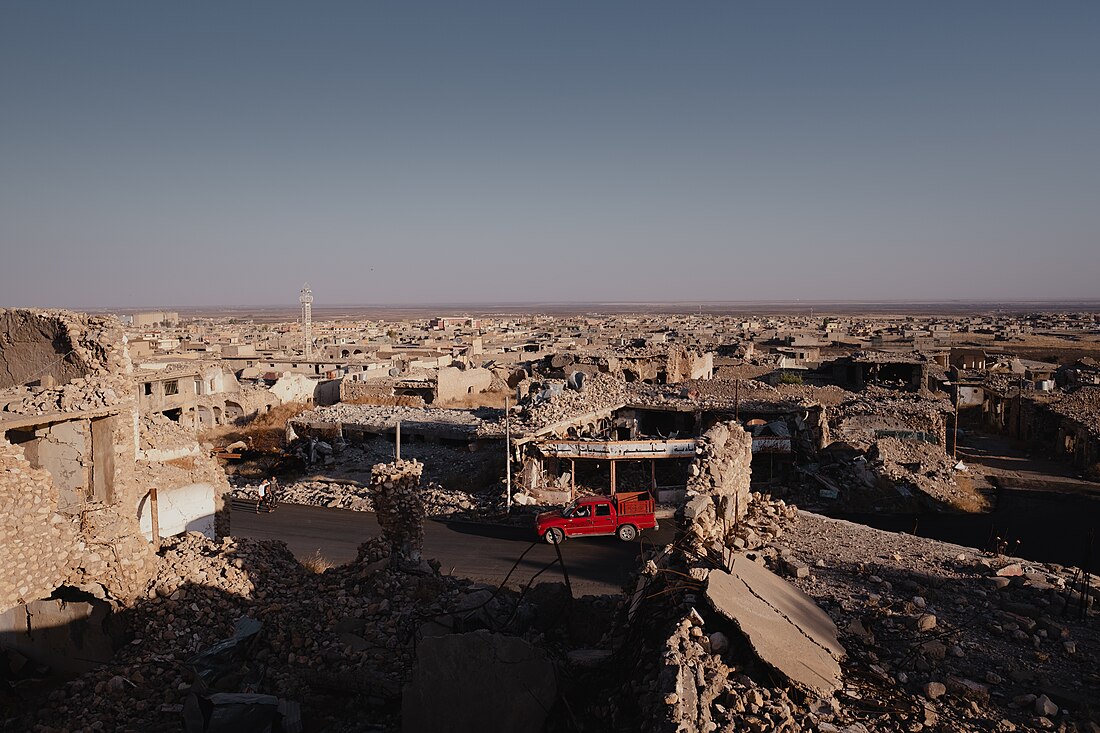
<box><xmin>340</xmin><ymin>379</ymin><xmax>426</xmax><ymax>407</ymax></box>
<box><xmin>368</xmin><ymin>459</ymin><xmax>426</xmax><ymax>566</ymax></box>
<box><xmin>0</xmin><ymin>309</ymin><xmax>131</xmax><ymax>390</ymax></box>
<box><xmin>0</xmin><ymin>310</ymin><xmax>167</xmax><ymax>613</ymax></box>
<box><xmin>664</xmin><ymin>348</ymin><xmax>714</xmax><ymax>382</ymax></box>
<box><xmin>0</xmin><ymin>439</ymin><xmax>79</xmax><ymax>608</ymax></box>
<box><xmin>682</xmin><ymin>421</ymin><xmax>753</xmax><ymax>553</ymax></box>
<box><xmin>0</xmin><ymin>434</ymin><xmax>156</xmax><ymax>611</ymax></box>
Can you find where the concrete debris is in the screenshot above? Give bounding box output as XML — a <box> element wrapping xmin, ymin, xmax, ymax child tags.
<box><xmin>141</xmin><ymin>412</ymin><xmax>201</xmax><ymax>452</ymax></box>
<box><xmin>798</xmin><ymin>435</ymin><xmax>987</xmax><ymax>513</ymax></box>
<box><xmin>775</xmin><ymin>512</ymin><xmax>1100</xmax><ymax>732</ymax></box>
<box><xmin>705</xmin><ymin>560</ymin><xmax>844</xmax><ymax>695</ymax></box>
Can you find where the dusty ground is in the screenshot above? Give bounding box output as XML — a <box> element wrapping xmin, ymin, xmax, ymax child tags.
<box><xmin>777</xmin><ymin>511</ymin><xmax>1100</xmax><ymax>731</ymax></box>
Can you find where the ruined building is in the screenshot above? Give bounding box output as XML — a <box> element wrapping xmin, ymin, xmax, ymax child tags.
<box><xmin>0</xmin><ymin>309</ymin><xmax>230</xmax><ymax>674</ymax></box>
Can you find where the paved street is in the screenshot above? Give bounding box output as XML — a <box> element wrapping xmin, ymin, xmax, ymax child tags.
<box><xmin>958</xmin><ymin>431</ymin><xmax>1100</xmax><ymax>496</ymax></box>
<box><xmin>231</xmin><ymin>503</ymin><xmax>677</xmax><ymax>595</ymax></box>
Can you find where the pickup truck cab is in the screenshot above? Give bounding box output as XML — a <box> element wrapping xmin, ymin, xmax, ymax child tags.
<box><xmin>535</xmin><ymin>491</ymin><xmax>658</xmax><ymax>544</ymax></box>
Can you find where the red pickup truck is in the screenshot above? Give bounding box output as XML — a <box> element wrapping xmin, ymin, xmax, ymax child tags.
<box><xmin>535</xmin><ymin>492</ymin><xmax>658</xmax><ymax>544</ymax></box>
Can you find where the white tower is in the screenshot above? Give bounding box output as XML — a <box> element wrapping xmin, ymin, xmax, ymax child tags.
<box><xmin>300</xmin><ymin>283</ymin><xmax>314</xmax><ymax>359</ymax></box>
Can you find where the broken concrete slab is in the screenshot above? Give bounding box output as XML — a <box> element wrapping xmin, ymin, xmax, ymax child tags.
<box><xmin>705</xmin><ymin>557</ymin><xmax>844</xmax><ymax>695</ymax></box>
<box><xmin>402</xmin><ymin>630</ymin><xmax>557</xmax><ymax>733</ymax></box>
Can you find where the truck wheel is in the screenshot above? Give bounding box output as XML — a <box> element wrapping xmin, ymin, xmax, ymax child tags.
<box><xmin>544</xmin><ymin>528</ymin><xmax>565</xmax><ymax>545</ymax></box>
<box><xmin>617</xmin><ymin>524</ymin><xmax>637</xmax><ymax>542</ymax></box>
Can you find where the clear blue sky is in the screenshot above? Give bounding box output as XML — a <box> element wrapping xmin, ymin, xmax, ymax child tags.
<box><xmin>2</xmin><ymin>2</ymin><xmax>1098</xmax><ymax>308</ymax></box>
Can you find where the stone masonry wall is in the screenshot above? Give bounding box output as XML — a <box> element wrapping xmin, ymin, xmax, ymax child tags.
<box><xmin>0</xmin><ymin>309</ymin><xmax>131</xmax><ymax>391</ymax></box>
<box><xmin>682</xmin><ymin>421</ymin><xmax>753</xmax><ymax>555</ymax></box>
<box><xmin>0</xmin><ymin>439</ymin><xmax>78</xmax><ymax>607</ymax></box>
<box><xmin>0</xmin><ymin>435</ymin><xmax>158</xmax><ymax>612</ymax></box>
<box><xmin>368</xmin><ymin>459</ymin><xmax>426</xmax><ymax>566</ymax></box>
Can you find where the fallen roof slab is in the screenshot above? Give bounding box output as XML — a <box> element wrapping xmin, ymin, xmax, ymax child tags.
<box><xmin>706</xmin><ymin>557</ymin><xmax>844</xmax><ymax>696</ymax></box>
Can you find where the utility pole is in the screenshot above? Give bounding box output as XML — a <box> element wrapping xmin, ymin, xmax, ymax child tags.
<box><xmin>952</xmin><ymin>385</ymin><xmax>960</xmax><ymax>459</ymax></box>
<box><xmin>505</xmin><ymin>395</ymin><xmax>512</xmax><ymax>514</ymax></box>
<box><xmin>149</xmin><ymin>488</ymin><xmax>160</xmax><ymax>552</ymax></box>
<box><xmin>395</xmin><ymin>420</ymin><xmax>401</xmax><ymax>461</ymax></box>
<box><xmin>734</xmin><ymin>377</ymin><xmax>740</xmax><ymax>422</ymax></box>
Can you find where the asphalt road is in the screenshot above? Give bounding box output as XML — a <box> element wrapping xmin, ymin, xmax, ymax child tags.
<box><xmin>230</xmin><ymin>504</ymin><xmax>676</xmax><ymax>596</ymax></box>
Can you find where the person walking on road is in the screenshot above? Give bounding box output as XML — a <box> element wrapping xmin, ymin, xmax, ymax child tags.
<box><xmin>256</xmin><ymin>478</ymin><xmax>270</xmax><ymax>513</ymax></box>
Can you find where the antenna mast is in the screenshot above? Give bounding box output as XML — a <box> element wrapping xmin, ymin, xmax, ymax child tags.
<box><xmin>300</xmin><ymin>283</ymin><xmax>314</xmax><ymax>359</ymax></box>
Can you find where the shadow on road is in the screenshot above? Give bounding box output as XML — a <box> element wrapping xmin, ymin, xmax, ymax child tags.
<box><xmin>432</xmin><ymin>518</ymin><xmax>534</xmax><ymax>542</ymax></box>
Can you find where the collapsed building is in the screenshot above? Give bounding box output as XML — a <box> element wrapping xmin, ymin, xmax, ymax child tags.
<box><xmin>533</xmin><ymin>346</ymin><xmax>715</xmax><ymax>384</ymax></box>
<box><xmin>338</xmin><ymin>363</ymin><xmax>508</xmax><ymax>408</ymax></box>
<box><xmin>826</xmin><ymin>350</ymin><xmax>933</xmax><ymax>392</ymax></box>
<box><xmin>615</xmin><ymin>432</ymin><xmax>1100</xmax><ymax>732</ymax></box>
<box><xmin>0</xmin><ymin>309</ymin><xmax>230</xmax><ymax>676</ymax></box>
<box><xmin>982</xmin><ymin>379</ymin><xmax>1100</xmax><ymax>477</ymax></box>
<box><xmin>510</xmin><ymin>376</ymin><xmax>828</xmax><ymax>506</ymax></box>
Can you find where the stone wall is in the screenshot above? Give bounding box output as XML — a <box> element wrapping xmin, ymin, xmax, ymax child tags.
<box><xmin>0</xmin><ymin>310</ymin><xmax>195</xmax><ymax>613</ymax></box>
<box><xmin>340</xmin><ymin>379</ymin><xmax>426</xmax><ymax>407</ymax></box>
<box><xmin>0</xmin><ymin>440</ymin><xmax>78</xmax><ymax>608</ymax></box>
<box><xmin>665</xmin><ymin>348</ymin><xmax>714</xmax><ymax>382</ymax></box>
<box><xmin>682</xmin><ymin>421</ymin><xmax>753</xmax><ymax>555</ymax></box>
<box><xmin>0</xmin><ymin>309</ymin><xmax>131</xmax><ymax>390</ymax></box>
<box><xmin>368</xmin><ymin>459</ymin><xmax>426</xmax><ymax>566</ymax></box>
<box><xmin>435</xmin><ymin>366</ymin><xmax>494</xmax><ymax>406</ymax></box>
<box><xmin>0</xmin><ymin>433</ymin><xmax>158</xmax><ymax>611</ymax></box>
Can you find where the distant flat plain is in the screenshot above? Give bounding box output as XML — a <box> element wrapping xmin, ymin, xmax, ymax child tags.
<box><xmin>94</xmin><ymin>300</ymin><xmax>1100</xmax><ymax>322</ymax></box>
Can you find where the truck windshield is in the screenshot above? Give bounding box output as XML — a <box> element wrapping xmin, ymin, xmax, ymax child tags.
<box><xmin>561</xmin><ymin>501</ymin><xmax>578</xmax><ymax>518</ymax></box>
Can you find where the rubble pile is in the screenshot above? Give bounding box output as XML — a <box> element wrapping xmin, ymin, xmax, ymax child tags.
<box><xmin>620</xmin><ymin>492</ymin><xmax>843</xmax><ymax>733</ymax></box>
<box><xmin>14</xmin><ymin>529</ymin><xmax>631</xmax><ymax>731</ymax></box>
<box><xmin>514</xmin><ymin>372</ymin><xmax>633</xmax><ymax>432</ymax></box>
<box><xmin>139</xmin><ymin>412</ymin><xmax>198</xmax><ymax>452</ymax></box>
<box><xmin>369</xmin><ymin>459</ymin><xmax>426</xmax><ymax>565</ymax></box>
<box><xmin>626</xmin><ymin>499</ymin><xmax>1100</xmax><ymax>733</ymax></box>
<box><xmin>13</xmin><ymin>531</ymin><xmax>479</xmax><ymax>732</ymax></box>
<box><xmin>796</xmin><ymin>436</ymin><xmax>986</xmax><ymax>513</ymax></box>
<box><xmin>1051</xmin><ymin>385</ymin><xmax>1100</xmax><ymax>438</ymax></box>
<box><xmin>831</xmin><ymin>387</ymin><xmax>952</xmax><ymax>449</ymax></box>
<box><xmin>646</xmin><ymin>604</ymin><xmax>827</xmax><ymax>733</ymax></box>
<box><xmin>726</xmin><ymin>492</ymin><xmax>800</xmax><ymax>552</ymax></box>
<box><xmin>236</xmin><ymin>477</ymin><xmax>489</xmax><ymax>516</ymax></box>
<box><xmin>0</xmin><ymin>374</ymin><xmax>131</xmax><ymax>416</ymax></box>
<box><xmin>778</xmin><ymin>513</ymin><xmax>1100</xmax><ymax>732</ymax></box>
<box><xmin>869</xmin><ymin>436</ymin><xmax>982</xmax><ymax>510</ymax></box>
<box><xmin>294</xmin><ymin>402</ymin><xmax>499</xmax><ymax>436</ymax></box>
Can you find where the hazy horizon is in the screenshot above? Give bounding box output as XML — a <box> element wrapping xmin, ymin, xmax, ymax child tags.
<box><xmin>3</xmin><ymin>2</ymin><xmax>1099</xmax><ymax>308</ymax></box>
<box><xmin>70</xmin><ymin>298</ymin><xmax>1100</xmax><ymax>321</ymax></box>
